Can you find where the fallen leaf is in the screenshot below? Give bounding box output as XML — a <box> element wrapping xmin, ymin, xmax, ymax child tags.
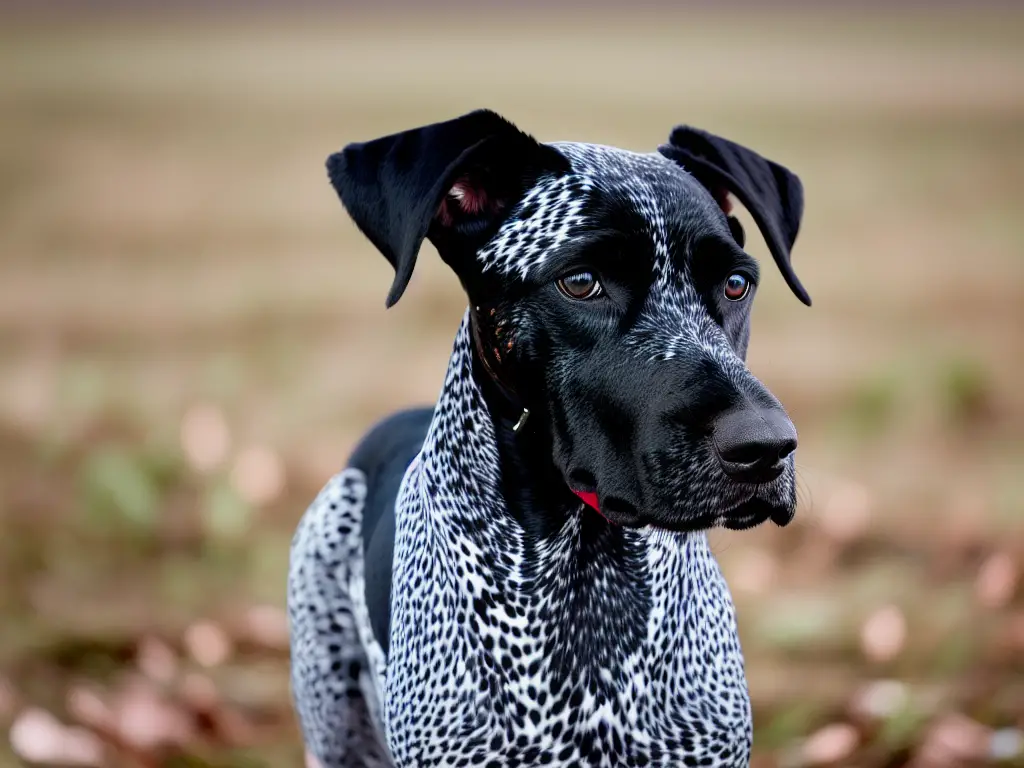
<box><xmin>911</xmin><ymin>713</ymin><xmax>991</xmax><ymax>767</ymax></box>
<box><xmin>975</xmin><ymin>551</ymin><xmax>1018</xmax><ymax>609</ymax></box>
<box><xmin>801</xmin><ymin>722</ymin><xmax>859</xmax><ymax>765</ymax></box>
<box><xmin>184</xmin><ymin>620</ymin><xmax>233</xmax><ymax>668</ymax></box>
<box><xmin>181</xmin><ymin>403</ymin><xmax>231</xmax><ymax>473</ymax></box>
<box><xmin>230</xmin><ymin>445</ymin><xmax>286</xmax><ymax>506</ymax></box>
<box><xmin>137</xmin><ymin>635</ymin><xmax>179</xmax><ymax>684</ymax></box>
<box><xmin>9</xmin><ymin>707</ymin><xmax>105</xmax><ymax>766</ymax></box>
<box><xmin>860</xmin><ymin>604</ymin><xmax>907</xmax><ymax>663</ymax></box>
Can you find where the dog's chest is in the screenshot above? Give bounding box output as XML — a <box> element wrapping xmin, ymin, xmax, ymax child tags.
<box><xmin>380</xmin><ymin>458</ymin><xmax>753</xmax><ymax>767</ymax></box>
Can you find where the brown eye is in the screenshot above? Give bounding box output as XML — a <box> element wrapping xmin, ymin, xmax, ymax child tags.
<box><xmin>724</xmin><ymin>273</ymin><xmax>750</xmax><ymax>301</ymax></box>
<box><xmin>557</xmin><ymin>271</ymin><xmax>603</xmax><ymax>301</ymax></box>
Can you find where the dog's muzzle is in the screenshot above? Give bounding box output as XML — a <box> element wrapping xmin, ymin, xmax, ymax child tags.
<box><xmin>711</xmin><ymin>406</ymin><xmax>797</xmax><ymax>486</ymax></box>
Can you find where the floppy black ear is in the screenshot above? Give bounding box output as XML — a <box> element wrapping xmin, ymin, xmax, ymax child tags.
<box><xmin>327</xmin><ymin>109</ymin><xmax>569</xmax><ymax>308</ymax></box>
<box><xmin>658</xmin><ymin>127</ymin><xmax>811</xmax><ymax>306</ymax></box>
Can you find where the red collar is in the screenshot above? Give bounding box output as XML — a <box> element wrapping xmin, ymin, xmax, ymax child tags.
<box><xmin>571</xmin><ymin>489</ymin><xmax>615</xmax><ymax>524</ymax></box>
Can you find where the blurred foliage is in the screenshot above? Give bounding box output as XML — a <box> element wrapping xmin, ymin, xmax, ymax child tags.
<box><xmin>843</xmin><ymin>370</ymin><xmax>902</xmax><ymax>437</ymax></box>
<box><xmin>0</xmin><ymin>3</ymin><xmax>1022</xmax><ymax>767</ymax></box>
<box><xmin>940</xmin><ymin>357</ymin><xmax>996</xmax><ymax>428</ymax></box>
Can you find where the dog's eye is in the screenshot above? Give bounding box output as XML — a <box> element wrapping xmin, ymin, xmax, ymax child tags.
<box><xmin>724</xmin><ymin>273</ymin><xmax>750</xmax><ymax>301</ymax></box>
<box><xmin>557</xmin><ymin>271</ymin><xmax>603</xmax><ymax>301</ymax></box>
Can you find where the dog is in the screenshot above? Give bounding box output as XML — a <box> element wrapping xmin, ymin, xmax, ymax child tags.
<box><xmin>288</xmin><ymin>109</ymin><xmax>810</xmax><ymax>767</ymax></box>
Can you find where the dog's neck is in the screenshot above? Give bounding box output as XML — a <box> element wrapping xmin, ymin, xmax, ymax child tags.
<box><xmin>418</xmin><ymin>310</ymin><xmax>619</xmax><ymax>534</ymax></box>
<box><xmin>413</xmin><ymin>310</ymin><xmax>725</xmax><ymax>546</ymax></box>
<box><xmin>384</xmin><ymin>310</ymin><xmax>752</xmax><ymax>758</ymax></box>
<box><xmin>408</xmin><ymin>311</ymin><xmax>745</xmax><ymax>654</ymax></box>
<box><xmin>470</xmin><ymin>332</ymin><xmax>583</xmax><ymax>541</ymax></box>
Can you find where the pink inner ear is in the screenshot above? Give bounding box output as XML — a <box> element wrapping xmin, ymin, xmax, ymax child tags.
<box><xmin>711</xmin><ymin>187</ymin><xmax>734</xmax><ymax>215</ymax></box>
<box><xmin>436</xmin><ymin>176</ymin><xmax>492</xmax><ymax>226</ymax></box>
<box><xmin>448</xmin><ymin>178</ymin><xmax>489</xmax><ymax>214</ymax></box>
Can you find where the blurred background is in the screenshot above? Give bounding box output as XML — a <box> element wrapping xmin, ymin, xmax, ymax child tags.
<box><xmin>1</xmin><ymin>1</ymin><xmax>1022</xmax><ymax>766</ymax></box>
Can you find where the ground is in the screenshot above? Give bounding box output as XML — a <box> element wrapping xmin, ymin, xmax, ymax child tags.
<box><xmin>0</xmin><ymin>5</ymin><xmax>1022</xmax><ymax>766</ymax></box>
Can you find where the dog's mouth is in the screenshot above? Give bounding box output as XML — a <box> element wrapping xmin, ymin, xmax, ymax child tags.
<box><xmin>721</xmin><ymin>497</ymin><xmax>795</xmax><ymax>530</ymax></box>
<box><xmin>570</xmin><ymin>488</ymin><xmax>794</xmax><ymax>532</ymax></box>
<box><xmin>571</xmin><ymin>488</ymin><xmax>642</xmax><ymax>526</ymax></box>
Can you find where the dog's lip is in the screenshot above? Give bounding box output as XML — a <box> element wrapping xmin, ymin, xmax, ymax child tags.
<box><xmin>769</xmin><ymin>505</ymin><xmax>796</xmax><ymax>527</ymax></box>
<box><xmin>569</xmin><ymin>484</ymin><xmax>794</xmax><ymax>531</ymax></box>
<box><xmin>722</xmin><ymin>512</ymin><xmax>769</xmax><ymax>531</ymax></box>
<box><xmin>722</xmin><ymin>497</ymin><xmax>795</xmax><ymax>530</ymax></box>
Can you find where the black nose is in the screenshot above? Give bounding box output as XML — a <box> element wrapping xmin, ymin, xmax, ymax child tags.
<box><xmin>712</xmin><ymin>407</ymin><xmax>797</xmax><ymax>484</ymax></box>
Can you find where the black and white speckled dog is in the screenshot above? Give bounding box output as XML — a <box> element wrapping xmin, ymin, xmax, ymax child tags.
<box><xmin>288</xmin><ymin>109</ymin><xmax>811</xmax><ymax>767</ymax></box>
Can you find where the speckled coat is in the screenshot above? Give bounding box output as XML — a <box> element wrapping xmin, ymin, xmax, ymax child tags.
<box><xmin>288</xmin><ymin>111</ymin><xmax>809</xmax><ymax>768</ymax></box>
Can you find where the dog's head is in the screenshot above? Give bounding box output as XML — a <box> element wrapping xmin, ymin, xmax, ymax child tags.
<box><xmin>328</xmin><ymin>109</ymin><xmax>809</xmax><ymax>533</ymax></box>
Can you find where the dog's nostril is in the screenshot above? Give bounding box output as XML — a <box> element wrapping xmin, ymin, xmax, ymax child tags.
<box><xmin>720</xmin><ymin>441</ymin><xmax>775</xmax><ymax>467</ymax></box>
<box><xmin>776</xmin><ymin>436</ymin><xmax>797</xmax><ymax>461</ymax></box>
<box><xmin>568</xmin><ymin>469</ymin><xmax>596</xmax><ymax>491</ymax></box>
<box><xmin>722</xmin><ymin>435</ymin><xmax>797</xmax><ymax>467</ymax></box>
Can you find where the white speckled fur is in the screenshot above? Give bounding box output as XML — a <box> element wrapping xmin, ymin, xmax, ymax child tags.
<box><xmin>288</xmin><ymin>143</ymin><xmax>770</xmax><ymax>767</ymax></box>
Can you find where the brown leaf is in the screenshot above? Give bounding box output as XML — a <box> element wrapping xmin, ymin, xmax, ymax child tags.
<box><xmin>860</xmin><ymin>604</ymin><xmax>907</xmax><ymax>663</ymax></box>
<box><xmin>184</xmin><ymin>620</ymin><xmax>233</xmax><ymax>668</ymax></box>
<box><xmin>9</xmin><ymin>707</ymin><xmax>106</xmax><ymax>766</ymax></box>
<box><xmin>180</xmin><ymin>403</ymin><xmax>230</xmax><ymax>474</ymax></box>
<box><xmin>71</xmin><ymin>676</ymin><xmax>194</xmax><ymax>751</ymax></box>
<box><xmin>136</xmin><ymin>635</ymin><xmax>179</xmax><ymax>684</ymax></box>
<box><xmin>975</xmin><ymin>551</ymin><xmax>1018</xmax><ymax>609</ymax></box>
<box><xmin>910</xmin><ymin>713</ymin><xmax>991</xmax><ymax>768</ymax></box>
<box><xmin>230</xmin><ymin>445</ymin><xmax>286</xmax><ymax>506</ymax></box>
<box><xmin>178</xmin><ymin>671</ymin><xmax>256</xmax><ymax>746</ymax></box>
<box><xmin>801</xmin><ymin>722</ymin><xmax>860</xmax><ymax>765</ymax></box>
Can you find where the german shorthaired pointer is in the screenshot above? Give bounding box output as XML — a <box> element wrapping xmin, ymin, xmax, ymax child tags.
<box><xmin>288</xmin><ymin>109</ymin><xmax>810</xmax><ymax>767</ymax></box>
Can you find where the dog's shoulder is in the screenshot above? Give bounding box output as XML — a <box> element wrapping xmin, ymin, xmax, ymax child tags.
<box><xmin>347</xmin><ymin>406</ymin><xmax>434</xmax><ymax>557</ymax></box>
<box><xmin>346</xmin><ymin>407</ymin><xmax>433</xmax><ymax>657</ymax></box>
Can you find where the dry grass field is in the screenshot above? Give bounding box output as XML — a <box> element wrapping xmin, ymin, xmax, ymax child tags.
<box><xmin>0</xmin><ymin>5</ymin><xmax>1022</xmax><ymax>766</ymax></box>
